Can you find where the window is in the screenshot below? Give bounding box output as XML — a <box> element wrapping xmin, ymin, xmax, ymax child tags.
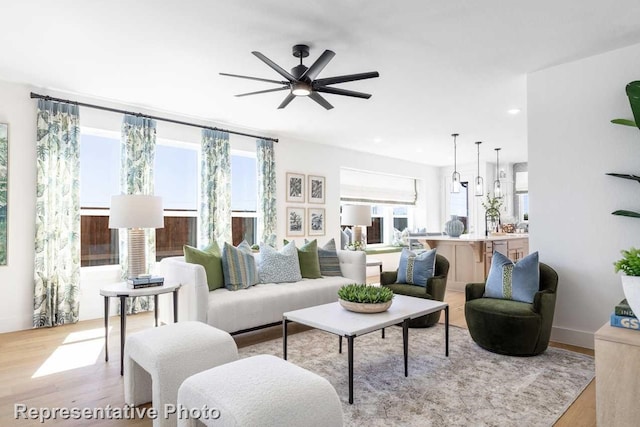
<box><xmin>518</xmin><ymin>193</ymin><xmax>529</xmax><ymax>222</ymax></box>
<box><xmin>449</xmin><ymin>182</ymin><xmax>469</xmax><ymax>232</ymax></box>
<box><xmin>392</xmin><ymin>206</ymin><xmax>408</xmax><ymax>231</ymax></box>
<box><xmin>367</xmin><ymin>206</ymin><xmax>384</xmax><ymax>244</ymax></box>
<box><xmin>341</xmin><ymin>204</ymin><xmax>413</xmax><ymax>246</ymax></box>
<box><xmin>80</xmin><ymin>130</ymin><xmax>199</xmax><ymax>267</ymax></box>
<box><xmin>231</xmin><ymin>153</ymin><xmax>257</xmax><ymax>246</ymax></box>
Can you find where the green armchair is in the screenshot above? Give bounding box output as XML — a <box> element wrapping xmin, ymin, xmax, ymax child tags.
<box><xmin>464</xmin><ymin>262</ymin><xmax>558</xmax><ymax>356</ymax></box>
<box><xmin>381</xmin><ymin>254</ymin><xmax>450</xmax><ymax>327</ymax></box>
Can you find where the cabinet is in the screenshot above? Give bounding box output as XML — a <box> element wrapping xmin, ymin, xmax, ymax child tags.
<box><xmin>595</xmin><ymin>322</ymin><xmax>640</xmax><ymax>426</ymax></box>
<box><xmin>484</xmin><ymin>238</ymin><xmax>528</xmax><ymax>277</ymax></box>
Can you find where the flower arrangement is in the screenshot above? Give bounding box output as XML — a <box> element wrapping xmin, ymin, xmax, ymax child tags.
<box><xmin>614</xmin><ymin>247</ymin><xmax>640</xmax><ymax>276</ymax></box>
<box><xmin>481</xmin><ymin>195</ymin><xmax>503</xmax><ymax>220</ymax></box>
<box><xmin>346</xmin><ymin>241</ymin><xmax>365</xmax><ymax>251</ymax></box>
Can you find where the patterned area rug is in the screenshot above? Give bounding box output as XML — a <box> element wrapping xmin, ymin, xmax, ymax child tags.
<box><xmin>239</xmin><ymin>325</ymin><xmax>594</xmax><ymax>426</ymax></box>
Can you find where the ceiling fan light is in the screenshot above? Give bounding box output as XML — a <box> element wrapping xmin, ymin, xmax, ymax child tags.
<box><xmin>291</xmin><ymin>82</ymin><xmax>311</xmax><ymax>96</ymax></box>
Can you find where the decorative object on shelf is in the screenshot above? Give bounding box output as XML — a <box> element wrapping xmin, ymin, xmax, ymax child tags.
<box><xmin>109</xmin><ymin>194</ymin><xmax>164</xmax><ymax>279</ymax></box>
<box><xmin>0</xmin><ymin>123</ymin><xmax>7</xmax><ymax>266</ymax></box>
<box><xmin>346</xmin><ymin>240</ymin><xmax>365</xmax><ymax>251</ymax></box>
<box><xmin>608</xmin><ymin>81</ymin><xmax>640</xmax><ymax>218</ymax></box>
<box><xmin>482</xmin><ymin>195</ymin><xmax>503</xmax><ymax>237</ymax></box>
<box><xmin>444</xmin><ymin>215</ymin><xmax>464</xmax><ymax>238</ymax></box>
<box><xmin>341</xmin><ymin>204</ymin><xmax>371</xmax><ymax>249</ymax></box>
<box><xmin>286</xmin><ymin>172</ymin><xmax>305</xmax><ymax>203</ymax></box>
<box><xmin>474</xmin><ymin>141</ymin><xmax>484</xmax><ymax>197</ymax></box>
<box><xmin>614</xmin><ymin>247</ymin><xmax>640</xmax><ymax>320</ymax></box>
<box><xmin>308</xmin><ymin>175</ymin><xmax>325</xmax><ymax>204</ymax></box>
<box><xmin>501</xmin><ymin>223</ymin><xmax>516</xmax><ymax>233</ymax></box>
<box><xmin>286</xmin><ymin>206</ymin><xmax>305</xmax><ymax>237</ymax></box>
<box><xmin>493</xmin><ymin>148</ymin><xmax>503</xmax><ymax>198</ymax></box>
<box><xmin>308</xmin><ymin>207</ymin><xmax>325</xmax><ymax>236</ymax></box>
<box><xmin>451</xmin><ymin>133</ymin><xmax>461</xmax><ymax>193</ymax></box>
<box><xmin>338</xmin><ymin>284</ymin><xmax>394</xmax><ymax>313</ymax></box>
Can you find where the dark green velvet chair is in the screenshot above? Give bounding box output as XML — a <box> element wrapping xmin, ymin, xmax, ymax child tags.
<box><xmin>464</xmin><ymin>262</ymin><xmax>558</xmax><ymax>356</ymax></box>
<box><xmin>380</xmin><ymin>254</ymin><xmax>450</xmax><ymax>327</ymax></box>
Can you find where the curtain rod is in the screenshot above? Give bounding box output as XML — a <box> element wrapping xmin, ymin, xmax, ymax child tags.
<box><xmin>29</xmin><ymin>92</ymin><xmax>279</xmax><ymax>143</ymax></box>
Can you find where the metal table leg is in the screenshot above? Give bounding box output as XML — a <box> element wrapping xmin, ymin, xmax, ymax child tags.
<box><xmin>154</xmin><ymin>294</ymin><xmax>159</xmax><ymax>327</ymax></box>
<box><xmin>348</xmin><ymin>336</ymin><xmax>354</xmax><ymax>404</ymax></box>
<box><xmin>403</xmin><ymin>319</ymin><xmax>409</xmax><ymax>377</ymax></box>
<box><xmin>173</xmin><ymin>289</ymin><xmax>179</xmax><ymax>322</ymax></box>
<box><xmin>120</xmin><ymin>295</ymin><xmax>126</xmax><ymax>376</ymax></box>
<box><xmin>339</xmin><ymin>336</ymin><xmax>342</xmax><ymax>353</ymax></box>
<box><xmin>445</xmin><ymin>305</ymin><xmax>449</xmax><ymax>357</ymax></box>
<box><xmin>283</xmin><ymin>318</ymin><xmax>288</xmax><ymax>360</ymax></box>
<box><xmin>104</xmin><ymin>296</ymin><xmax>109</xmax><ymax>362</ymax></box>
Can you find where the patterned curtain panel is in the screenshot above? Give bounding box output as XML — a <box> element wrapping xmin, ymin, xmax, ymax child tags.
<box><xmin>33</xmin><ymin>100</ymin><xmax>81</xmax><ymax>328</ymax></box>
<box><xmin>256</xmin><ymin>139</ymin><xmax>276</xmax><ymax>244</ymax></box>
<box><xmin>199</xmin><ymin>129</ymin><xmax>231</xmax><ymax>247</ymax></box>
<box><xmin>119</xmin><ymin>114</ymin><xmax>157</xmax><ymax>313</ymax></box>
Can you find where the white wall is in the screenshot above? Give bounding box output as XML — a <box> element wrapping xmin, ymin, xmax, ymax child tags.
<box><xmin>0</xmin><ymin>79</ymin><xmax>441</xmax><ymax>332</ymax></box>
<box><xmin>528</xmin><ymin>42</ymin><xmax>640</xmax><ymax>348</ymax></box>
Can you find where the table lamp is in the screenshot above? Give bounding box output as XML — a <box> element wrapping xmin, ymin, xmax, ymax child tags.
<box><xmin>109</xmin><ymin>194</ymin><xmax>164</xmax><ymax>279</ymax></box>
<box><xmin>341</xmin><ymin>205</ymin><xmax>372</xmax><ymax>249</ymax></box>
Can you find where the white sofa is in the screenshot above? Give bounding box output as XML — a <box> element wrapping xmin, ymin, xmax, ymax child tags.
<box><xmin>158</xmin><ymin>250</ymin><xmax>366</xmax><ymax>333</ymax></box>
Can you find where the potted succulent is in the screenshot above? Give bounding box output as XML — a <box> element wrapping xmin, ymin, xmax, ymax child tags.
<box><xmin>338</xmin><ymin>284</ymin><xmax>394</xmax><ymax>313</ymax></box>
<box><xmin>614</xmin><ymin>247</ymin><xmax>640</xmax><ymax>317</ymax></box>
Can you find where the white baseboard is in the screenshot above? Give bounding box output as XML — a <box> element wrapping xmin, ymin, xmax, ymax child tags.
<box><xmin>551</xmin><ymin>326</ymin><xmax>595</xmax><ymax>350</ymax></box>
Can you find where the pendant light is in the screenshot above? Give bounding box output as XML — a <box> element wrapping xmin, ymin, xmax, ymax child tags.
<box><xmin>474</xmin><ymin>141</ymin><xmax>484</xmax><ymax>196</ymax></box>
<box><xmin>494</xmin><ymin>148</ymin><xmax>502</xmax><ymax>198</ymax></box>
<box><xmin>451</xmin><ymin>133</ymin><xmax>461</xmax><ymax>193</ymax></box>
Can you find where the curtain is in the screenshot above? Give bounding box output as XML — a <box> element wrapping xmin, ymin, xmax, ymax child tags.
<box><xmin>119</xmin><ymin>114</ymin><xmax>157</xmax><ymax>313</ymax></box>
<box><xmin>33</xmin><ymin>100</ymin><xmax>81</xmax><ymax>327</ymax></box>
<box><xmin>256</xmin><ymin>139</ymin><xmax>276</xmax><ymax>244</ymax></box>
<box><xmin>199</xmin><ymin>129</ymin><xmax>231</xmax><ymax>247</ymax></box>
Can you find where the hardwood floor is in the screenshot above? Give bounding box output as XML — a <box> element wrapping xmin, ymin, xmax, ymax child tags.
<box><xmin>0</xmin><ymin>290</ymin><xmax>595</xmax><ymax>426</ymax></box>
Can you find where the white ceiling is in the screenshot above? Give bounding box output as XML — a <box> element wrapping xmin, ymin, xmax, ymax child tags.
<box><xmin>2</xmin><ymin>1</ymin><xmax>640</xmax><ymax>166</ymax></box>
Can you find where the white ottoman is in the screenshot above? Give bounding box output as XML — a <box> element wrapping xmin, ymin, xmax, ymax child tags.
<box><xmin>124</xmin><ymin>321</ymin><xmax>238</xmax><ymax>427</ymax></box>
<box><xmin>176</xmin><ymin>354</ymin><xmax>343</xmax><ymax>427</ymax></box>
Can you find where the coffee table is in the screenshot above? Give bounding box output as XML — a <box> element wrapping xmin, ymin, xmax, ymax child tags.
<box><xmin>282</xmin><ymin>294</ymin><xmax>448</xmax><ymax>404</ymax></box>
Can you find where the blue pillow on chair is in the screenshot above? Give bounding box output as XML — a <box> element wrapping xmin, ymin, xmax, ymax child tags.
<box><xmin>484</xmin><ymin>251</ymin><xmax>540</xmax><ymax>303</ymax></box>
<box><xmin>396</xmin><ymin>248</ymin><xmax>437</xmax><ymax>287</ymax></box>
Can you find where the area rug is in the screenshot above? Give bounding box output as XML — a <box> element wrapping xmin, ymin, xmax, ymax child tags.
<box><xmin>238</xmin><ymin>325</ymin><xmax>594</xmax><ymax>427</ymax></box>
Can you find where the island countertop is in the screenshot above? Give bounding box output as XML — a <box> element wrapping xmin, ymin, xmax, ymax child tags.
<box><xmin>420</xmin><ymin>233</ymin><xmax>529</xmax><ymax>242</ymax></box>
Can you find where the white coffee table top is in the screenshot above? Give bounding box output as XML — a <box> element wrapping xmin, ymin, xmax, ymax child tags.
<box><xmin>99</xmin><ymin>281</ymin><xmax>181</xmax><ymax>297</ymax></box>
<box><xmin>283</xmin><ymin>294</ymin><xmax>447</xmax><ymax>337</ymax></box>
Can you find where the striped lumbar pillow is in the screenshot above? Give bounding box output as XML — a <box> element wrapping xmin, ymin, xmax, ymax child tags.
<box><xmin>318</xmin><ymin>238</ymin><xmax>342</xmax><ymax>276</ymax></box>
<box><xmin>222</xmin><ymin>241</ymin><xmax>258</xmax><ymax>291</ymax></box>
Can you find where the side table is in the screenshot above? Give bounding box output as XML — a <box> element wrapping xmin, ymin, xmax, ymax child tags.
<box><xmin>100</xmin><ymin>282</ymin><xmax>181</xmax><ymax>375</ymax></box>
<box><xmin>366</xmin><ymin>258</ymin><xmax>383</xmax><ymax>274</ymax></box>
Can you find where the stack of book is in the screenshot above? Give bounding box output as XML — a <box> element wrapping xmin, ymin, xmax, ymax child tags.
<box><xmin>127</xmin><ymin>275</ymin><xmax>164</xmax><ymax>289</ymax></box>
<box><xmin>610</xmin><ymin>299</ymin><xmax>640</xmax><ymax>330</ymax></box>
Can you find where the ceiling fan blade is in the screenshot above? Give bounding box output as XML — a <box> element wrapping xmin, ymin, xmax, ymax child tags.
<box><xmin>309</xmin><ymin>92</ymin><xmax>334</xmax><ymax>110</ymax></box>
<box><xmin>301</xmin><ymin>50</ymin><xmax>335</xmax><ymax>81</ymax></box>
<box><xmin>219</xmin><ymin>72</ymin><xmax>288</xmax><ymax>85</ymax></box>
<box><xmin>252</xmin><ymin>51</ymin><xmax>296</xmax><ymax>82</ymax></box>
<box><xmin>314</xmin><ymin>71</ymin><xmax>380</xmax><ymax>87</ymax></box>
<box><xmin>315</xmin><ymin>86</ymin><xmax>372</xmax><ymax>99</ymax></box>
<box><xmin>278</xmin><ymin>93</ymin><xmax>296</xmax><ymax>109</ymax></box>
<box><xmin>236</xmin><ymin>87</ymin><xmax>289</xmax><ymax>97</ymax></box>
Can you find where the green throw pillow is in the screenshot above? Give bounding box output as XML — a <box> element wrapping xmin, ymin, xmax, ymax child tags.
<box><xmin>183</xmin><ymin>242</ymin><xmax>224</xmax><ymax>291</ymax></box>
<box><xmin>298</xmin><ymin>239</ymin><xmax>322</xmax><ymax>279</ymax></box>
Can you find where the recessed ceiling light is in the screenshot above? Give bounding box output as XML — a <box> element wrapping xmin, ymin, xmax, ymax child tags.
<box><xmin>507</xmin><ymin>108</ymin><xmax>521</xmax><ymax>115</ymax></box>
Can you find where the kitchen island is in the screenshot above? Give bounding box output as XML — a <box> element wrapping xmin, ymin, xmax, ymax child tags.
<box><xmin>419</xmin><ymin>234</ymin><xmax>529</xmax><ymax>291</ymax></box>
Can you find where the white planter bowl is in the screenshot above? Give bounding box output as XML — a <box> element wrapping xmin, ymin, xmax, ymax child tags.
<box><xmin>621</xmin><ymin>275</ymin><xmax>640</xmax><ymax>318</ymax></box>
<box><xmin>339</xmin><ymin>298</ymin><xmax>392</xmax><ymax>313</ymax></box>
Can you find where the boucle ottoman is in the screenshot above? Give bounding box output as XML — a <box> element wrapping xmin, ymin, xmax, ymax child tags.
<box><xmin>124</xmin><ymin>321</ymin><xmax>238</xmax><ymax>427</ymax></box>
<box><xmin>176</xmin><ymin>355</ymin><xmax>343</xmax><ymax>427</ymax></box>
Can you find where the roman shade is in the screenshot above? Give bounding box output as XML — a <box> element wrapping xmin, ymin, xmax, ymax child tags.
<box><xmin>340</xmin><ymin>168</ymin><xmax>417</xmax><ymax>205</ymax></box>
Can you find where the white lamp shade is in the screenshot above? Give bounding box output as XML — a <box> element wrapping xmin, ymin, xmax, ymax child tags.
<box><xmin>341</xmin><ymin>205</ymin><xmax>372</xmax><ymax>226</ymax></box>
<box><xmin>109</xmin><ymin>195</ymin><xmax>164</xmax><ymax>229</ymax></box>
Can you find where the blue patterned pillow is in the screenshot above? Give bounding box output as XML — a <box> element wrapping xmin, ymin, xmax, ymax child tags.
<box><xmin>484</xmin><ymin>251</ymin><xmax>540</xmax><ymax>303</ymax></box>
<box><xmin>307</xmin><ymin>238</ymin><xmax>342</xmax><ymax>276</ymax></box>
<box><xmin>257</xmin><ymin>241</ymin><xmax>302</xmax><ymax>283</ymax></box>
<box><xmin>396</xmin><ymin>248</ymin><xmax>436</xmax><ymax>286</ymax></box>
<box><xmin>222</xmin><ymin>241</ymin><xmax>258</xmax><ymax>291</ymax></box>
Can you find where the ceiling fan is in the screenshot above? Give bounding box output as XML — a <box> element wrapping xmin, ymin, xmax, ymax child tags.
<box><xmin>220</xmin><ymin>44</ymin><xmax>379</xmax><ymax>110</ymax></box>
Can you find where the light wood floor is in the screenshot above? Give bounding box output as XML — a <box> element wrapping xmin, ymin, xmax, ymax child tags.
<box><xmin>0</xmin><ymin>290</ymin><xmax>595</xmax><ymax>426</ymax></box>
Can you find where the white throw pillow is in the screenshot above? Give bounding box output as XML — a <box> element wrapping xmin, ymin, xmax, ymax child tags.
<box><xmin>257</xmin><ymin>240</ymin><xmax>303</xmax><ymax>283</ymax></box>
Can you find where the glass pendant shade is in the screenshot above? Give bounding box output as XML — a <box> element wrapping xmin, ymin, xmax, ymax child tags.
<box><xmin>494</xmin><ymin>147</ymin><xmax>503</xmax><ymax>198</ymax></box>
<box><xmin>474</xmin><ymin>141</ymin><xmax>484</xmax><ymax>197</ymax></box>
<box><xmin>450</xmin><ymin>133</ymin><xmax>460</xmax><ymax>193</ymax></box>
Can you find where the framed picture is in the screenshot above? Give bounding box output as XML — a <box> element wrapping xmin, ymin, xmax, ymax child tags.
<box><xmin>308</xmin><ymin>208</ymin><xmax>325</xmax><ymax>236</ymax></box>
<box><xmin>0</xmin><ymin>124</ymin><xmax>7</xmax><ymax>265</ymax></box>
<box><xmin>308</xmin><ymin>175</ymin><xmax>325</xmax><ymax>204</ymax></box>
<box><xmin>286</xmin><ymin>172</ymin><xmax>305</xmax><ymax>203</ymax></box>
<box><xmin>286</xmin><ymin>207</ymin><xmax>305</xmax><ymax>237</ymax></box>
